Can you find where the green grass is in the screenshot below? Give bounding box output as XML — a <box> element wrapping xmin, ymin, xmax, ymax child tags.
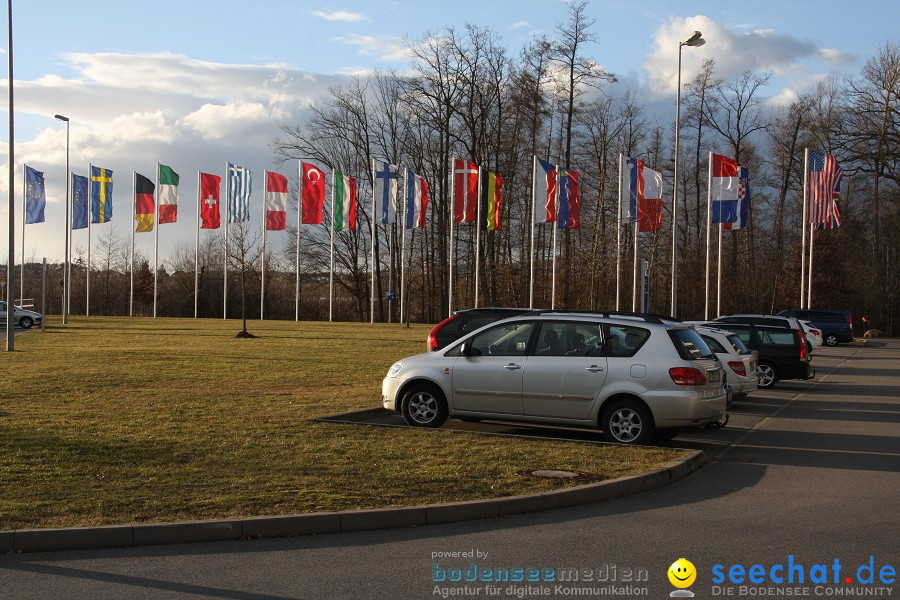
<box><xmin>0</xmin><ymin>317</ymin><xmax>686</xmax><ymax>530</ymax></box>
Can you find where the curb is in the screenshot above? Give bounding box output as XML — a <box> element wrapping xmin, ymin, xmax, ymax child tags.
<box><xmin>1</xmin><ymin>450</ymin><xmax>705</xmax><ymax>554</ymax></box>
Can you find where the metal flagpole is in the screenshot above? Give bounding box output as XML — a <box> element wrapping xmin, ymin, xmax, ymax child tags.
<box><xmin>329</xmin><ymin>167</ymin><xmax>335</xmax><ymax>322</ymax></box>
<box><xmin>448</xmin><ymin>158</ymin><xmax>455</xmax><ymax>317</ymax></box>
<box><xmin>370</xmin><ymin>159</ymin><xmax>376</xmax><ymax>324</ymax></box>
<box><xmin>20</xmin><ymin>165</ymin><xmax>24</xmax><ymax>306</ymax></box>
<box><xmin>194</xmin><ymin>170</ymin><xmax>200</xmax><ymax>319</ymax></box>
<box><xmin>800</xmin><ymin>148</ymin><xmax>809</xmax><ymax>309</ymax></box>
<box><xmin>474</xmin><ymin>166</ymin><xmax>482</xmax><ymax>309</ymax></box>
<box><xmin>153</xmin><ymin>163</ymin><xmax>159</xmax><ymax>318</ymax></box>
<box><xmin>807</xmin><ymin>227</ymin><xmax>815</xmax><ymax>308</ymax></box>
<box><xmin>529</xmin><ymin>155</ymin><xmax>537</xmax><ymax>309</ymax></box>
<box><xmin>550</xmin><ymin>166</ymin><xmax>558</xmax><ymax>310</ymax></box>
<box><xmin>704</xmin><ymin>151</ymin><xmax>713</xmax><ymax>320</ymax></box>
<box><xmin>295</xmin><ymin>161</ymin><xmax>302</xmax><ymax>321</ymax></box>
<box><xmin>67</xmin><ymin>174</ymin><xmax>72</xmax><ymax>318</ymax></box>
<box><xmin>223</xmin><ymin>161</ymin><xmax>228</xmax><ymax>320</ymax></box>
<box><xmin>399</xmin><ymin>168</ymin><xmax>407</xmax><ymax>323</ymax></box>
<box><xmin>615</xmin><ymin>154</ymin><xmax>623</xmax><ymax>311</ymax></box>
<box><xmin>61</xmin><ymin>119</ymin><xmax>70</xmax><ymax>323</ymax></box>
<box><xmin>87</xmin><ymin>163</ymin><xmax>92</xmax><ymax>317</ymax></box>
<box><xmin>716</xmin><ymin>223</ymin><xmax>723</xmax><ymax>317</ymax></box>
<box><xmin>261</xmin><ymin>170</ymin><xmax>267</xmax><ymax>321</ymax></box>
<box><xmin>632</xmin><ymin>213</ymin><xmax>639</xmax><ymax>312</ymax></box>
<box><xmin>130</xmin><ymin>171</ymin><xmax>135</xmax><ymax>317</ymax></box>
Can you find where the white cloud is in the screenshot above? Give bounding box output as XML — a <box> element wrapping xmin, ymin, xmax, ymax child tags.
<box><xmin>509</xmin><ymin>20</ymin><xmax>529</xmax><ymax>29</ymax></box>
<box><xmin>332</xmin><ymin>33</ymin><xmax>413</xmax><ymax>62</ymax></box>
<box><xmin>312</xmin><ymin>10</ymin><xmax>370</xmax><ymax>22</ymax></box>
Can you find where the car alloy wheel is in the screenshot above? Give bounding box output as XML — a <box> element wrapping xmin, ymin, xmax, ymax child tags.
<box><xmin>602</xmin><ymin>400</ymin><xmax>653</xmax><ymax>445</ymax></box>
<box><xmin>824</xmin><ymin>333</ymin><xmax>839</xmax><ymax>346</ymax></box>
<box><xmin>401</xmin><ymin>384</ymin><xmax>448</xmax><ymax>428</ymax></box>
<box><xmin>19</xmin><ymin>316</ymin><xmax>33</xmax><ymax>329</ymax></box>
<box><xmin>756</xmin><ymin>363</ymin><xmax>778</xmax><ymax>389</ymax></box>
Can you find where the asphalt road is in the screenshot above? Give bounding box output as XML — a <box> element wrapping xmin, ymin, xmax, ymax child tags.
<box><xmin>2</xmin><ymin>341</ymin><xmax>898</xmax><ymax>600</ymax></box>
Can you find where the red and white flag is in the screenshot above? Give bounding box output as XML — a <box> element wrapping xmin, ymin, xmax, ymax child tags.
<box><xmin>301</xmin><ymin>162</ymin><xmax>326</xmax><ymax>225</ymax></box>
<box><xmin>199</xmin><ymin>172</ymin><xmax>221</xmax><ymax>229</ymax></box>
<box><xmin>265</xmin><ymin>171</ymin><xmax>288</xmax><ymax>231</ymax></box>
<box><xmin>453</xmin><ymin>159</ymin><xmax>479</xmax><ymax>223</ymax></box>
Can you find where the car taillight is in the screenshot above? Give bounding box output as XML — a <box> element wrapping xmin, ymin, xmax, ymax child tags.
<box><xmin>797</xmin><ymin>330</ymin><xmax>808</xmax><ymax>360</ymax></box>
<box><xmin>427</xmin><ymin>314</ymin><xmax>459</xmax><ymax>351</ymax></box>
<box><xmin>728</xmin><ymin>361</ymin><xmax>747</xmax><ymax>376</ymax></box>
<box><xmin>669</xmin><ymin>367</ymin><xmax>707</xmax><ymax>385</ymax></box>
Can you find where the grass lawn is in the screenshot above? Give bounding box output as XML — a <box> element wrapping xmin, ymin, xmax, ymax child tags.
<box><xmin>0</xmin><ymin>317</ymin><xmax>687</xmax><ymax>530</ymax></box>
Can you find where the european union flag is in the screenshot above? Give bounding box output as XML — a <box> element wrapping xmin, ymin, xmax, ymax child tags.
<box><xmin>25</xmin><ymin>166</ymin><xmax>46</xmax><ymax>224</ymax></box>
<box><xmin>72</xmin><ymin>174</ymin><xmax>89</xmax><ymax>230</ymax></box>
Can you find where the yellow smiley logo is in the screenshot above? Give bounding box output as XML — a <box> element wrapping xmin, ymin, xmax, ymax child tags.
<box><xmin>668</xmin><ymin>558</ymin><xmax>697</xmax><ymax>588</ymax></box>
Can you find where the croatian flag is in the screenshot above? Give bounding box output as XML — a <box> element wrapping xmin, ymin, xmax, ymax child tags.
<box><xmin>557</xmin><ymin>169</ymin><xmax>580</xmax><ymax>230</ymax></box>
<box><xmin>625</xmin><ymin>157</ymin><xmax>663</xmax><ymax>232</ymax></box>
<box><xmin>724</xmin><ymin>166</ymin><xmax>749</xmax><ymax>230</ymax></box>
<box><xmin>533</xmin><ymin>156</ymin><xmax>557</xmax><ymax>224</ymax></box>
<box><xmin>405</xmin><ymin>170</ymin><xmax>429</xmax><ymax>229</ymax></box>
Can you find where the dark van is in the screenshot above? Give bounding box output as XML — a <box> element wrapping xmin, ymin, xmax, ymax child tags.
<box><xmin>708</xmin><ymin>315</ymin><xmax>814</xmax><ymax>389</ymax></box>
<box><xmin>777</xmin><ymin>309</ymin><xmax>853</xmax><ymax>346</ymax></box>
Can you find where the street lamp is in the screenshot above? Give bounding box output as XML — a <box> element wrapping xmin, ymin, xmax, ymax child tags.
<box><xmin>670</xmin><ymin>30</ymin><xmax>705</xmax><ymax>318</ymax></box>
<box><xmin>54</xmin><ymin>114</ymin><xmax>69</xmax><ymax>324</ymax></box>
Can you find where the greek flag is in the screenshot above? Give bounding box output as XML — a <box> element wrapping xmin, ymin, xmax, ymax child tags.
<box><xmin>227</xmin><ymin>162</ymin><xmax>252</xmax><ymax>223</ymax></box>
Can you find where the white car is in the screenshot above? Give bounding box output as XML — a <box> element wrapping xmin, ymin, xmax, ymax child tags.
<box><xmin>383</xmin><ymin>312</ymin><xmax>727</xmax><ymax>445</ymax></box>
<box><xmin>800</xmin><ymin>320</ymin><xmax>823</xmax><ymax>351</ymax></box>
<box><xmin>690</xmin><ymin>325</ymin><xmax>758</xmax><ymax>400</ymax></box>
<box><xmin>0</xmin><ymin>301</ymin><xmax>42</xmax><ymax>329</ymax></box>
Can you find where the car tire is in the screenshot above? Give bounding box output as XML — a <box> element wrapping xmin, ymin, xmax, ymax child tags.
<box><xmin>19</xmin><ymin>316</ymin><xmax>33</xmax><ymax>329</ymax></box>
<box><xmin>601</xmin><ymin>399</ymin><xmax>654</xmax><ymax>445</ymax></box>
<box><xmin>401</xmin><ymin>383</ymin><xmax>448</xmax><ymax>428</ymax></box>
<box><xmin>756</xmin><ymin>362</ymin><xmax>779</xmax><ymax>389</ymax></box>
<box><xmin>824</xmin><ymin>333</ymin><xmax>839</xmax><ymax>347</ymax></box>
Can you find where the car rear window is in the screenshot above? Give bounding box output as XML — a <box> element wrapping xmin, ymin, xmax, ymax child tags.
<box><xmin>668</xmin><ymin>328</ymin><xmax>715</xmax><ymax>360</ymax></box>
<box><xmin>606</xmin><ymin>325</ymin><xmax>650</xmax><ymax>357</ymax></box>
<box><xmin>726</xmin><ymin>334</ymin><xmax>750</xmax><ymax>354</ymax></box>
<box><xmin>755</xmin><ymin>327</ymin><xmax>798</xmax><ymax>346</ymax></box>
<box><xmin>701</xmin><ymin>334</ymin><xmax>728</xmax><ymax>354</ymax></box>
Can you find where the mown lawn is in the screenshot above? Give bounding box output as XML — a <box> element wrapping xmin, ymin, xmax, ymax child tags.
<box><xmin>0</xmin><ymin>317</ymin><xmax>686</xmax><ymax>530</ymax></box>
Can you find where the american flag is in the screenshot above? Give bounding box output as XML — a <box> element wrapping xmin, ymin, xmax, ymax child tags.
<box><xmin>808</xmin><ymin>151</ymin><xmax>842</xmax><ymax>229</ymax></box>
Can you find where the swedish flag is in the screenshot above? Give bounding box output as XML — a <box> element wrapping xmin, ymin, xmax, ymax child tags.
<box><xmin>91</xmin><ymin>165</ymin><xmax>114</xmax><ymax>223</ymax></box>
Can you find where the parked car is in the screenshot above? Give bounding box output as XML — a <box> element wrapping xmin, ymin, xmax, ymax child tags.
<box><xmin>709</xmin><ymin>314</ymin><xmax>813</xmax><ymax>389</ymax></box>
<box><xmin>386</xmin><ymin>312</ymin><xmax>727</xmax><ymax>445</ymax></box>
<box><xmin>427</xmin><ymin>307</ymin><xmax>540</xmax><ymax>351</ymax></box>
<box><xmin>799</xmin><ymin>320</ymin><xmax>823</xmax><ymax>352</ymax></box>
<box><xmin>688</xmin><ymin>324</ymin><xmax>758</xmax><ymax>400</ymax></box>
<box><xmin>0</xmin><ymin>301</ymin><xmax>42</xmax><ymax>329</ymax></box>
<box><xmin>777</xmin><ymin>309</ymin><xmax>853</xmax><ymax>346</ymax></box>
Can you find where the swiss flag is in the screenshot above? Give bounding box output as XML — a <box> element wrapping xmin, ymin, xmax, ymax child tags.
<box><xmin>301</xmin><ymin>162</ymin><xmax>326</xmax><ymax>225</ymax></box>
<box><xmin>199</xmin><ymin>173</ymin><xmax>221</xmax><ymax>229</ymax></box>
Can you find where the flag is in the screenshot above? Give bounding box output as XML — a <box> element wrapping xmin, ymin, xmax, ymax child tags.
<box><xmin>533</xmin><ymin>157</ymin><xmax>557</xmax><ymax>224</ymax></box>
<box><xmin>158</xmin><ymin>164</ymin><xmax>179</xmax><ymax>224</ymax></box>
<box><xmin>227</xmin><ymin>162</ymin><xmax>251</xmax><ymax>223</ymax></box>
<box><xmin>199</xmin><ymin>172</ymin><xmax>221</xmax><ymax>229</ymax></box>
<box><xmin>557</xmin><ymin>169</ymin><xmax>581</xmax><ymax>229</ymax></box>
<box><xmin>265</xmin><ymin>171</ymin><xmax>288</xmax><ymax>231</ymax></box>
<box><xmin>334</xmin><ymin>170</ymin><xmax>357</xmax><ymax>232</ymax></box>
<box><xmin>72</xmin><ymin>174</ymin><xmax>88</xmax><ymax>230</ymax></box>
<box><xmin>724</xmin><ymin>166</ymin><xmax>749</xmax><ymax>230</ymax></box>
<box><xmin>480</xmin><ymin>171</ymin><xmax>503</xmax><ymax>230</ymax></box>
<box><xmin>808</xmin><ymin>151</ymin><xmax>842</xmax><ymax>229</ymax></box>
<box><xmin>300</xmin><ymin>161</ymin><xmax>325</xmax><ymax>224</ymax></box>
<box><xmin>134</xmin><ymin>173</ymin><xmax>155</xmax><ymax>233</ymax></box>
<box><xmin>453</xmin><ymin>159</ymin><xmax>479</xmax><ymax>223</ymax></box>
<box><xmin>25</xmin><ymin>166</ymin><xmax>46</xmax><ymax>224</ymax></box>
<box><xmin>405</xmin><ymin>170</ymin><xmax>428</xmax><ymax>229</ymax></box>
<box><xmin>373</xmin><ymin>161</ymin><xmax>399</xmax><ymax>225</ymax></box>
<box><xmin>625</xmin><ymin>158</ymin><xmax>663</xmax><ymax>232</ymax></box>
<box><xmin>91</xmin><ymin>165</ymin><xmax>113</xmax><ymax>223</ymax></box>
<box><xmin>711</xmin><ymin>153</ymin><xmax>741</xmax><ymax>226</ymax></box>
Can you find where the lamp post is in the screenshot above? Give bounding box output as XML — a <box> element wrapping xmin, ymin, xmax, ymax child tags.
<box><xmin>670</xmin><ymin>30</ymin><xmax>705</xmax><ymax>319</ymax></box>
<box><xmin>54</xmin><ymin>114</ymin><xmax>69</xmax><ymax>324</ymax></box>
<box><xmin>6</xmin><ymin>0</ymin><xmax>15</xmax><ymax>351</ymax></box>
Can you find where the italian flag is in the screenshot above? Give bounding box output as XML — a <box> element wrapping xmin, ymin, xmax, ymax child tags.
<box><xmin>333</xmin><ymin>170</ymin><xmax>357</xmax><ymax>232</ymax></box>
<box><xmin>158</xmin><ymin>164</ymin><xmax>179</xmax><ymax>224</ymax></box>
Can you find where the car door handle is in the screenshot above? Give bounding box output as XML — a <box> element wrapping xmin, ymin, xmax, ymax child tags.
<box><xmin>503</xmin><ymin>363</ymin><xmax>522</xmax><ymax>370</ymax></box>
<box><xmin>585</xmin><ymin>365</ymin><xmax>605</xmax><ymax>372</ymax></box>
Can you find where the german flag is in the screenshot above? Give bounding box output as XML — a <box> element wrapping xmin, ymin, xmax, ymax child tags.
<box><xmin>135</xmin><ymin>173</ymin><xmax>155</xmax><ymax>232</ymax></box>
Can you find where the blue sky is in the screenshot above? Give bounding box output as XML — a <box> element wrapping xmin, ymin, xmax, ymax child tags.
<box><xmin>1</xmin><ymin>0</ymin><xmax>897</xmax><ymax>264</ymax></box>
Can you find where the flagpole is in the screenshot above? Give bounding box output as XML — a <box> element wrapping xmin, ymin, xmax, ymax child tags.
<box><xmin>153</xmin><ymin>163</ymin><xmax>159</xmax><ymax>318</ymax></box>
<box><xmin>295</xmin><ymin>161</ymin><xmax>302</xmax><ymax>321</ymax></box>
<box><xmin>261</xmin><ymin>170</ymin><xmax>267</xmax><ymax>321</ymax></box>
<box><xmin>551</xmin><ymin>165</ymin><xmax>559</xmax><ymax>310</ymax></box>
<box><xmin>329</xmin><ymin>167</ymin><xmax>335</xmax><ymax>322</ymax></box>
<box><xmin>194</xmin><ymin>170</ymin><xmax>200</xmax><ymax>319</ymax></box>
<box><xmin>20</xmin><ymin>165</ymin><xmax>25</xmax><ymax>306</ymax></box>
<box><xmin>800</xmin><ymin>148</ymin><xmax>809</xmax><ymax>309</ymax></box>
<box><xmin>704</xmin><ymin>151</ymin><xmax>713</xmax><ymax>320</ymax></box>
<box><xmin>615</xmin><ymin>154</ymin><xmax>623</xmax><ymax>311</ymax></box>
<box><xmin>474</xmin><ymin>166</ymin><xmax>482</xmax><ymax>309</ymax></box>
<box><xmin>632</xmin><ymin>217</ymin><xmax>639</xmax><ymax>312</ymax></box>
<box><xmin>130</xmin><ymin>171</ymin><xmax>135</xmax><ymax>317</ymax></box>
<box><xmin>807</xmin><ymin>227</ymin><xmax>815</xmax><ymax>308</ymax></box>
<box><xmin>399</xmin><ymin>168</ymin><xmax>407</xmax><ymax>323</ymax></box>
<box><xmin>448</xmin><ymin>158</ymin><xmax>455</xmax><ymax>317</ymax></box>
<box><xmin>370</xmin><ymin>159</ymin><xmax>376</xmax><ymax>324</ymax></box>
<box><xmin>67</xmin><ymin>174</ymin><xmax>72</xmax><ymax>318</ymax></box>
<box><xmin>87</xmin><ymin>163</ymin><xmax>92</xmax><ymax>317</ymax></box>
<box><xmin>223</xmin><ymin>162</ymin><xmax>228</xmax><ymax>320</ymax></box>
<box><xmin>529</xmin><ymin>155</ymin><xmax>537</xmax><ymax>309</ymax></box>
<box><xmin>716</xmin><ymin>223</ymin><xmax>723</xmax><ymax>317</ymax></box>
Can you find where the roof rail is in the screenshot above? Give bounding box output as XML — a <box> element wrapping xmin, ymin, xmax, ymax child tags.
<box><xmin>535</xmin><ymin>309</ymin><xmax>682</xmax><ymax>325</ymax></box>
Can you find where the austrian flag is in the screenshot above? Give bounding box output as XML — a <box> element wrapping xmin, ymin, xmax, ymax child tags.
<box><xmin>265</xmin><ymin>171</ymin><xmax>288</xmax><ymax>231</ymax></box>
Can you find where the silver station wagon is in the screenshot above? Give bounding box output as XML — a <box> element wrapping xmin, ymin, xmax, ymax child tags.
<box><xmin>383</xmin><ymin>312</ymin><xmax>727</xmax><ymax>444</ymax></box>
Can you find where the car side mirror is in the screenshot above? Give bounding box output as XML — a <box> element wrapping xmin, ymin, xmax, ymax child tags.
<box><xmin>460</xmin><ymin>342</ymin><xmax>481</xmax><ymax>357</ymax></box>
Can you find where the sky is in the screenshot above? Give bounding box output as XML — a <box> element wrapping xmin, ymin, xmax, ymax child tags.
<box><xmin>1</xmin><ymin>0</ymin><xmax>897</xmax><ymax>269</ymax></box>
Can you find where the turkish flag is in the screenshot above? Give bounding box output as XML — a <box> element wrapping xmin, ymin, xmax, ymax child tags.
<box><xmin>199</xmin><ymin>172</ymin><xmax>221</xmax><ymax>229</ymax></box>
<box><xmin>301</xmin><ymin>162</ymin><xmax>326</xmax><ymax>225</ymax></box>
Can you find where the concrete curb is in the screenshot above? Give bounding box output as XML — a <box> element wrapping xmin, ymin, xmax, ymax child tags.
<box><xmin>1</xmin><ymin>449</ymin><xmax>704</xmax><ymax>554</ymax></box>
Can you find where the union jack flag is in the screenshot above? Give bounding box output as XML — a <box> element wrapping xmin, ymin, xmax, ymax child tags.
<box><xmin>808</xmin><ymin>151</ymin><xmax>842</xmax><ymax>229</ymax></box>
